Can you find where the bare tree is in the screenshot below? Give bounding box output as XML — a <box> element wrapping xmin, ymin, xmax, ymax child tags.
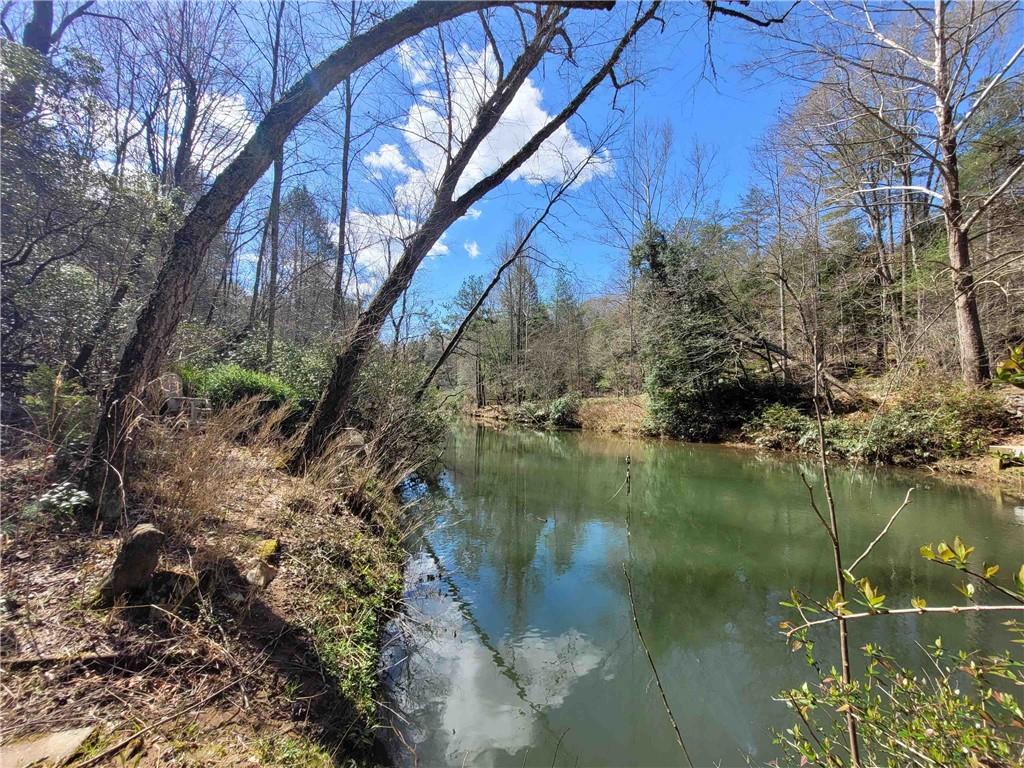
<box><xmin>289</xmin><ymin>2</ymin><xmax>661</xmax><ymax>470</ymax></box>
<box><xmin>768</xmin><ymin>0</ymin><xmax>1024</xmax><ymax>385</ymax></box>
<box><xmin>82</xmin><ymin>0</ymin><xmax>615</xmax><ymax>510</ymax></box>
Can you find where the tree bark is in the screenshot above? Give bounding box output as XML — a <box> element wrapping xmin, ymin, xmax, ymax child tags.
<box><xmin>934</xmin><ymin>0</ymin><xmax>989</xmax><ymax>387</ymax></box>
<box><xmin>332</xmin><ymin>77</ymin><xmax>353</xmax><ymax>327</ymax></box>
<box><xmin>265</xmin><ymin>153</ymin><xmax>283</xmax><ymax>365</ymax></box>
<box><xmin>84</xmin><ymin>0</ymin><xmax>591</xmax><ymax>505</ymax></box>
<box><xmin>332</xmin><ymin>3</ymin><xmax>357</xmax><ymax>327</ymax></box>
<box><xmin>247</xmin><ymin>214</ymin><xmax>271</xmax><ymax>324</ymax></box>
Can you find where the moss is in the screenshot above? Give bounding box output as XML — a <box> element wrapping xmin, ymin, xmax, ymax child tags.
<box><xmin>256</xmin><ymin>538</ymin><xmax>280</xmax><ymax>563</ymax></box>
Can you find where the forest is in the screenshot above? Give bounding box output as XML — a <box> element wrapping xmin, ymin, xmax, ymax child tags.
<box><xmin>1</xmin><ymin>0</ymin><xmax>1022</xmax><ymax>766</ymax></box>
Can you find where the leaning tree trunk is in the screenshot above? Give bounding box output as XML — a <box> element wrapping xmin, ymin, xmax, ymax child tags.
<box><xmin>288</xmin><ymin>1</ymin><xmax>651</xmax><ymax>471</ymax></box>
<box><xmin>82</xmin><ymin>0</ymin><xmax>555</xmax><ymax>509</ymax></box>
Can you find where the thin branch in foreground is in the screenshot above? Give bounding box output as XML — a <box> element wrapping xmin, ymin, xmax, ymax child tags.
<box><xmin>622</xmin><ymin>564</ymin><xmax>694</xmax><ymax>768</ymax></box>
<box><xmin>785</xmin><ymin>604</ymin><xmax>1024</xmax><ymax>638</ymax></box>
<box><xmin>848</xmin><ymin>488</ymin><xmax>914</xmax><ymax>575</ymax></box>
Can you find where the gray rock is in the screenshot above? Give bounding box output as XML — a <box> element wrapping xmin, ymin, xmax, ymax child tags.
<box><xmin>0</xmin><ymin>726</ymin><xmax>95</xmax><ymax>768</ymax></box>
<box><xmin>245</xmin><ymin>561</ymin><xmax>278</xmax><ymax>589</ymax></box>
<box><xmin>93</xmin><ymin>524</ymin><xmax>165</xmax><ymax>607</ymax></box>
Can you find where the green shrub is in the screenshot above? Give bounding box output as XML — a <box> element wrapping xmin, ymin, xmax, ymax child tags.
<box><xmin>996</xmin><ymin>345</ymin><xmax>1024</xmax><ymax>388</ymax></box>
<box><xmin>548</xmin><ymin>392</ymin><xmax>582</xmax><ymax>428</ymax></box>
<box><xmin>24</xmin><ymin>480</ymin><xmax>91</xmax><ymax>520</ymax></box>
<box><xmin>743</xmin><ymin>381</ymin><xmax>1008</xmax><ymax>465</ymax></box>
<box><xmin>649</xmin><ymin>377</ymin><xmax>803</xmax><ymax>441</ymax></box>
<box><xmin>744</xmin><ymin>404</ymin><xmax>812</xmax><ymax>450</ymax></box>
<box><xmin>23</xmin><ymin>364</ymin><xmax>96</xmax><ymax>450</ymax></box>
<box><xmin>183</xmin><ymin>363</ymin><xmax>298</xmax><ymax>409</ymax></box>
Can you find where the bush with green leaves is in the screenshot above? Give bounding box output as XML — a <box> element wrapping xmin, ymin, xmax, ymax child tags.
<box><xmin>779</xmin><ymin>534</ymin><xmax>1024</xmax><ymax>767</ymax></box>
<box><xmin>744</xmin><ymin>403</ymin><xmax>812</xmax><ymax>450</ymax></box>
<box><xmin>777</xmin><ymin>634</ymin><xmax>1024</xmax><ymax>767</ymax></box>
<box><xmin>23</xmin><ymin>364</ymin><xmax>96</xmax><ymax>450</ymax></box>
<box><xmin>24</xmin><ymin>480</ymin><xmax>91</xmax><ymax>519</ymax></box>
<box><xmin>996</xmin><ymin>345</ymin><xmax>1024</xmax><ymax>388</ymax></box>
<box><xmin>180</xmin><ymin>363</ymin><xmax>298</xmax><ymax>409</ymax></box>
<box><xmin>547</xmin><ymin>392</ymin><xmax>582</xmax><ymax>428</ymax></box>
<box><xmin>744</xmin><ymin>381</ymin><xmax>1008</xmax><ymax>465</ymax></box>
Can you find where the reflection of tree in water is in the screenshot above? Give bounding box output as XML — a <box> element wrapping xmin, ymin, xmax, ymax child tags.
<box><xmin>408</xmin><ymin>424</ymin><xmax>1017</xmax><ymax>764</ymax></box>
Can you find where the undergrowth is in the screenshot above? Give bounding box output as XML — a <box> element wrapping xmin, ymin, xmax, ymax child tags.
<box><xmin>744</xmin><ymin>380</ymin><xmax>1010</xmax><ymax>465</ymax></box>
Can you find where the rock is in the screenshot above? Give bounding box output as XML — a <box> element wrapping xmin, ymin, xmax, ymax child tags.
<box><xmin>145</xmin><ymin>372</ymin><xmax>183</xmax><ymax>413</ymax></box>
<box><xmin>92</xmin><ymin>524</ymin><xmax>165</xmax><ymax>607</ymax></box>
<box><xmin>0</xmin><ymin>726</ymin><xmax>95</xmax><ymax>768</ymax></box>
<box><xmin>339</xmin><ymin>428</ymin><xmax>365</xmax><ymax>449</ymax></box>
<box><xmin>244</xmin><ymin>561</ymin><xmax>278</xmax><ymax>589</ymax></box>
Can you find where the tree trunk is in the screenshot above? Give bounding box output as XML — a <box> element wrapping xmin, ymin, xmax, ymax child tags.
<box><xmin>948</xmin><ymin>224</ymin><xmax>989</xmax><ymax>385</ymax></box>
<box><xmin>265</xmin><ymin>153</ymin><xmax>283</xmax><ymax>366</ymax></box>
<box><xmin>247</xmin><ymin>214</ymin><xmax>271</xmax><ymax>324</ymax></box>
<box><xmin>287</xmin><ymin>1</ymin><xmax>646</xmax><ymax>471</ymax></box>
<box><xmin>2</xmin><ymin>1</ymin><xmax>53</xmax><ymax>122</ymax></box>
<box><xmin>332</xmin><ymin>50</ymin><xmax>354</xmax><ymax>325</ymax></box>
<box><xmin>288</xmin><ymin>211</ymin><xmax>461</xmax><ymax>471</ymax></box>
<box><xmin>933</xmin><ymin>0</ymin><xmax>989</xmax><ymax>387</ymax></box>
<box><xmin>83</xmin><ymin>0</ymin><xmax>545</xmax><ymax>506</ymax></box>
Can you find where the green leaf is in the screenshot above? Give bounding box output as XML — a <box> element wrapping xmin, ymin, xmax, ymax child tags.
<box><xmin>936</xmin><ymin>542</ymin><xmax>955</xmax><ymax>563</ymax></box>
<box><xmin>920</xmin><ymin>544</ymin><xmax>935</xmax><ymax>561</ymax></box>
<box><xmin>911</xmin><ymin>596</ymin><xmax>927</xmax><ymax>610</ymax></box>
<box><xmin>984</xmin><ymin>563</ymin><xmax>1000</xmax><ymax>579</ymax></box>
<box><xmin>952</xmin><ymin>536</ymin><xmax>974</xmax><ymax>563</ymax></box>
<box><xmin>954</xmin><ymin>581</ymin><xmax>976</xmax><ymax>599</ymax></box>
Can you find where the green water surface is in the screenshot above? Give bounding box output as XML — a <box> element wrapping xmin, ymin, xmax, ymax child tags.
<box><xmin>386</xmin><ymin>425</ymin><xmax>1024</xmax><ymax>767</ymax></box>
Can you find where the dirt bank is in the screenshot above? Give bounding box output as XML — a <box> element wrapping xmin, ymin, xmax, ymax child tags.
<box><xmin>1</xmin><ymin>416</ymin><xmax>404</xmax><ymax>766</ymax></box>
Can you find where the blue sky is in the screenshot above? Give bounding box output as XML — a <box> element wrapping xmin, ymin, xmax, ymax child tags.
<box><xmin>399</xmin><ymin>8</ymin><xmax>801</xmax><ymax>307</ymax></box>
<box><xmin>221</xmin><ymin>4</ymin><xmax>805</xmax><ymax>311</ymax></box>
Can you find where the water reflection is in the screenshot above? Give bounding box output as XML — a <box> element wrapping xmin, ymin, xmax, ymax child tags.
<box><xmin>386</xmin><ymin>425</ymin><xmax>1022</xmax><ymax>767</ymax></box>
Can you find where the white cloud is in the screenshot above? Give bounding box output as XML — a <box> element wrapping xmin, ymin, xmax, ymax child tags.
<box><xmin>97</xmin><ymin>82</ymin><xmax>255</xmax><ymax>180</ymax></box>
<box><xmin>364</xmin><ymin>44</ymin><xmax>611</xmax><ymax>219</ymax></box>
<box><xmin>464</xmin><ymin>240</ymin><xmax>480</xmax><ymax>259</ymax></box>
<box><xmin>365</xmin><ymin>143</ymin><xmax>412</xmax><ymax>177</ymax></box>
<box><xmin>464</xmin><ymin>207</ymin><xmax>483</xmax><ymax>220</ymax></box>
<box><xmin>328</xmin><ymin>210</ymin><xmax>450</xmax><ymax>298</ymax></box>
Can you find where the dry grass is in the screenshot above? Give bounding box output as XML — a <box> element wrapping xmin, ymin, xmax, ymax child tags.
<box><xmin>578</xmin><ymin>395</ymin><xmax>648</xmax><ymax>435</ymax></box>
<box><xmin>0</xmin><ymin>405</ymin><xmax>406</xmax><ymax>766</ymax></box>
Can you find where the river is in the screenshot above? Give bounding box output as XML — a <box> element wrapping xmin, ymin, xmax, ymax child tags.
<box><xmin>383</xmin><ymin>424</ymin><xmax>1023</xmax><ymax>767</ymax></box>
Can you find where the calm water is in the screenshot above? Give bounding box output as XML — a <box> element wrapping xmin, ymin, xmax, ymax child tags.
<box><xmin>384</xmin><ymin>425</ymin><xmax>1024</xmax><ymax>767</ymax></box>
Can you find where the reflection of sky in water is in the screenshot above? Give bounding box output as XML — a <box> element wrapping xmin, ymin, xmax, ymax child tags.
<box><xmin>387</xmin><ymin>426</ymin><xmax>1023</xmax><ymax>767</ymax></box>
<box><xmin>388</xmin><ymin>553</ymin><xmax>604</xmax><ymax>766</ymax></box>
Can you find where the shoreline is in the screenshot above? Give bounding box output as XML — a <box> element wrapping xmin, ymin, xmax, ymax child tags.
<box><xmin>467</xmin><ymin>398</ymin><xmax>1024</xmax><ymax>501</ymax></box>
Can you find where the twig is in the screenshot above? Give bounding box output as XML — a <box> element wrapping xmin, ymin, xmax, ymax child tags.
<box><xmin>622</xmin><ymin>564</ymin><xmax>694</xmax><ymax>768</ymax></box>
<box><xmin>69</xmin><ymin>674</ymin><xmax>251</xmax><ymax>768</ymax></box>
<box><xmin>550</xmin><ymin>728</ymin><xmax>569</xmax><ymax>767</ymax></box>
<box><xmin>785</xmin><ymin>603</ymin><xmax>1024</xmax><ymax>637</ymax></box>
<box><xmin>848</xmin><ymin>488</ymin><xmax>914</xmax><ymax>574</ymax></box>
